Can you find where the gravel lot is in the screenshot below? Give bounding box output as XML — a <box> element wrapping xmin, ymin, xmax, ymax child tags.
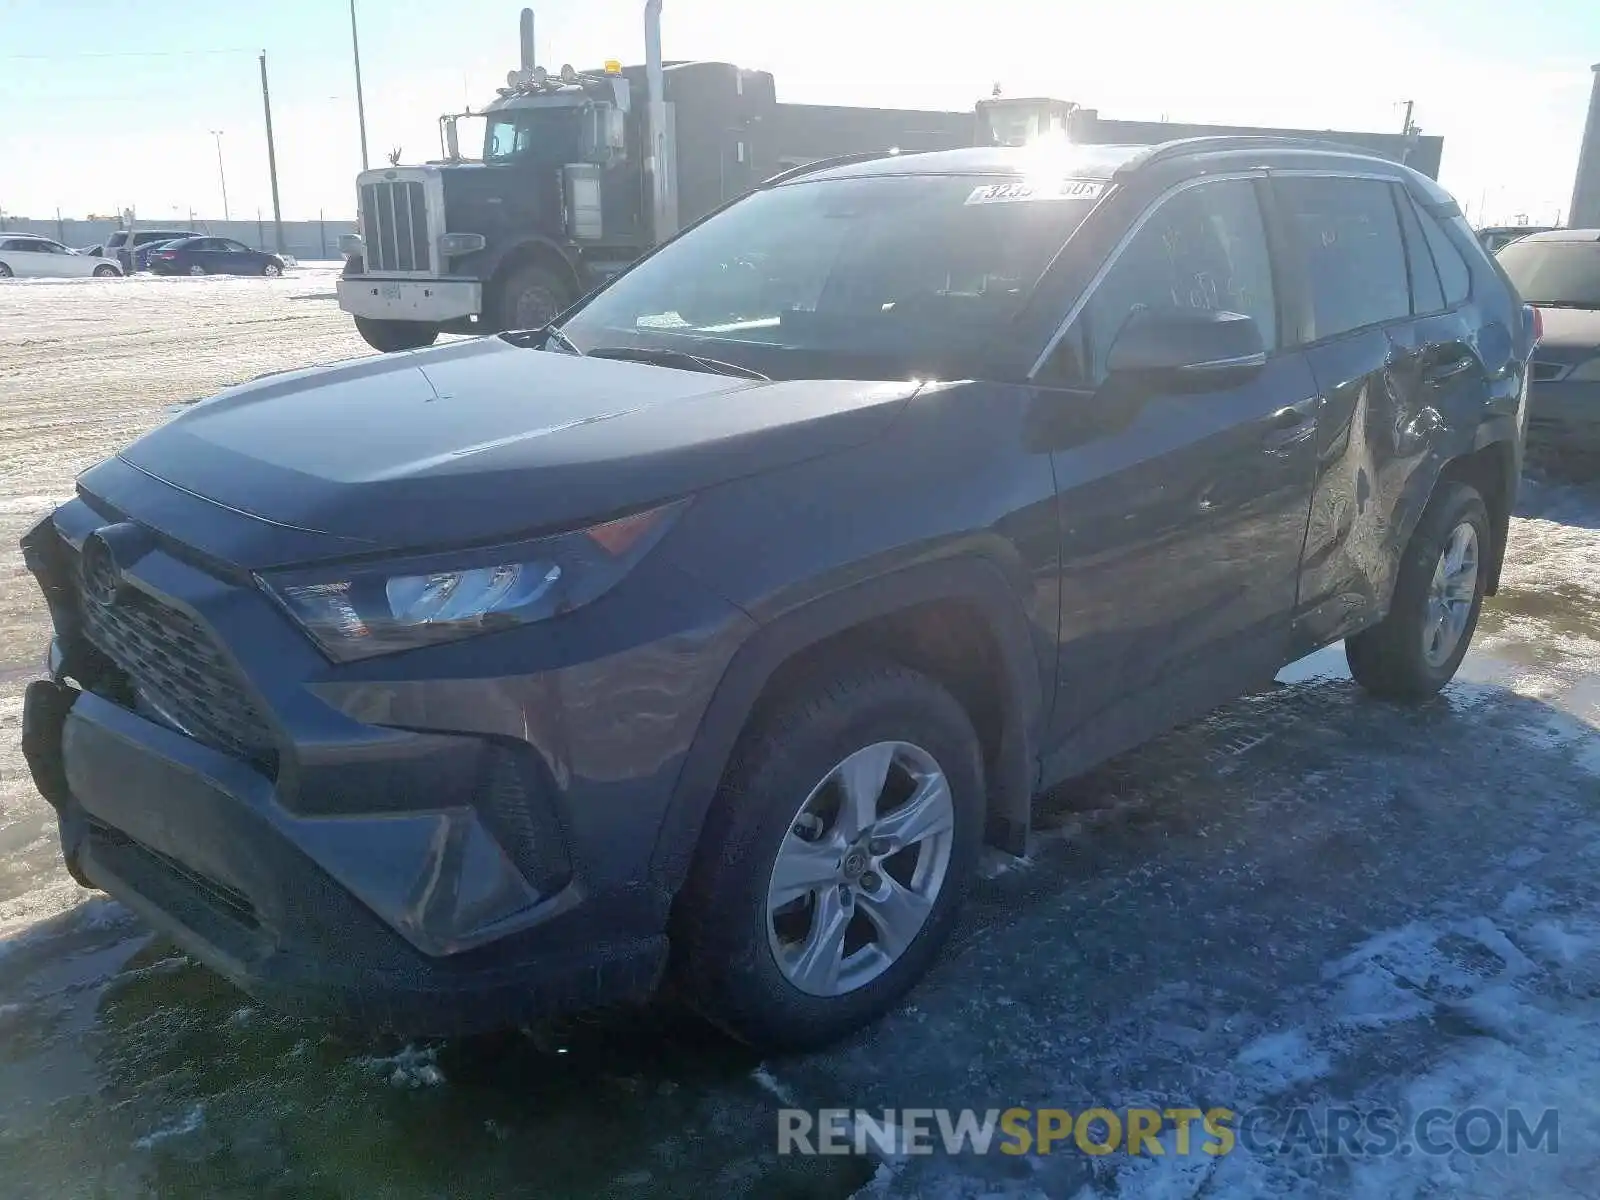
<box><xmin>0</xmin><ymin>270</ymin><xmax>1597</xmax><ymax>1199</ymax></box>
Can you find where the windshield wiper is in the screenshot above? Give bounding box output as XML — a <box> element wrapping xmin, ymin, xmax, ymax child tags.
<box><xmin>501</xmin><ymin>324</ymin><xmax>584</xmax><ymax>354</ymax></box>
<box><xmin>584</xmin><ymin>345</ymin><xmax>769</xmax><ymax>381</ymax></box>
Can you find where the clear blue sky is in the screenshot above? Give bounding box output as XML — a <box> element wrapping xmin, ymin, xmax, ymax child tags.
<box><xmin>1</xmin><ymin>0</ymin><xmax>1595</xmax><ymax>225</ymax></box>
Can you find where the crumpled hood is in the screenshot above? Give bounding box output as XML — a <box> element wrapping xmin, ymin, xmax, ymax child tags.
<box><xmin>103</xmin><ymin>336</ymin><xmax>917</xmax><ymax>565</ymax></box>
<box><xmin>1531</xmin><ymin>306</ymin><xmax>1600</xmax><ymax>367</ymax></box>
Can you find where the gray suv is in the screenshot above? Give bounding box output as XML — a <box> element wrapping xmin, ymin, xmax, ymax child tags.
<box><xmin>22</xmin><ymin>137</ymin><xmax>1537</xmax><ymax>1051</ymax></box>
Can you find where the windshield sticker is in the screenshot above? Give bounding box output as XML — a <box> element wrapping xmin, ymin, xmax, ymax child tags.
<box><xmin>964</xmin><ymin>179</ymin><xmax>1106</xmax><ymax>205</ymax></box>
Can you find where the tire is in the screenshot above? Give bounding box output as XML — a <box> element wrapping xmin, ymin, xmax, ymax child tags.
<box><xmin>673</xmin><ymin>660</ymin><xmax>985</xmax><ymax>1052</ymax></box>
<box><xmin>353</xmin><ymin>316</ymin><xmax>440</xmax><ymax>353</ymax></box>
<box><xmin>1346</xmin><ymin>480</ymin><xmax>1491</xmax><ymax>701</ymax></box>
<box><xmin>188</xmin><ymin>264</ymin><xmax>207</xmax><ymax>276</ymax></box>
<box><xmin>0</xmin><ymin>263</ymin><xmax>12</xmax><ymax>278</ymax></box>
<box><xmin>93</xmin><ymin>264</ymin><xmax>118</xmax><ymax>278</ymax></box>
<box><xmin>496</xmin><ymin>262</ymin><xmax>572</xmax><ymax>332</ymax></box>
<box><xmin>262</xmin><ymin>261</ymin><xmax>283</xmax><ymax>278</ymax></box>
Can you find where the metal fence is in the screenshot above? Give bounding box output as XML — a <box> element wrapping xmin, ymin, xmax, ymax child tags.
<box><xmin>0</xmin><ymin>216</ymin><xmax>357</xmax><ymax>263</ymax></box>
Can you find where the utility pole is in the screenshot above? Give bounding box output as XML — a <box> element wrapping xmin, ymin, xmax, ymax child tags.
<box><xmin>1400</xmin><ymin>100</ymin><xmax>1416</xmax><ymax>136</ymax></box>
<box><xmin>210</xmin><ymin>130</ymin><xmax>231</xmax><ymax>221</ymax></box>
<box><xmin>350</xmin><ymin>0</ymin><xmax>370</xmax><ymax>171</ymax></box>
<box><xmin>259</xmin><ymin>52</ymin><xmax>285</xmax><ymax>254</ymax></box>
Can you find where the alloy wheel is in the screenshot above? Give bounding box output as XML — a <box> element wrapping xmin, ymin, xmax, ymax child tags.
<box><xmin>1422</xmin><ymin>521</ymin><xmax>1479</xmax><ymax>668</ymax></box>
<box><xmin>765</xmin><ymin>740</ymin><xmax>954</xmax><ymax>997</ymax></box>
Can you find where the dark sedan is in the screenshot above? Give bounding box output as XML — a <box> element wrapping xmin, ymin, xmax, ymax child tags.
<box><xmin>1498</xmin><ymin>229</ymin><xmax>1600</xmax><ymax>453</ymax></box>
<box><xmin>149</xmin><ymin>237</ymin><xmax>287</xmax><ymax>277</ymax></box>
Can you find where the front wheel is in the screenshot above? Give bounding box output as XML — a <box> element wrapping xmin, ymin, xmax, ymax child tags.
<box><xmin>93</xmin><ymin>264</ymin><xmax>119</xmax><ymax>278</ymax></box>
<box><xmin>0</xmin><ymin>263</ymin><xmax>12</xmax><ymax>278</ymax></box>
<box><xmin>1346</xmin><ymin>480</ymin><xmax>1491</xmax><ymax>701</ymax></box>
<box><xmin>496</xmin><ymin>262</ymin><xmax>573</xmax><ymax>332</ymax></box>
<box><xmin>673</xmin><ymin>661</ymin><xmax>984</xmax><ymax>1052</ymax></box>
<box><xmin>353</xmin><ymin>316</ymin><xmax>440</xmax><ymax>353</ymax></box>
<box><xmin>262</xmin><ymin>261</ymin><xmax>283</xmax><ymax>278</ymax></box>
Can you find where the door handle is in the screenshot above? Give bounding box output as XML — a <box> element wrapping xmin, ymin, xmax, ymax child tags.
<box><xmin>1267</xmin><ymin>406</ymin><xmax>1305</xmax><ymax>429</ymax></box>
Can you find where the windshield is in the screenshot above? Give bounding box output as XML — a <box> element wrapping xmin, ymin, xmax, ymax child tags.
<box><xmin>484</xmin><ymin>107</ymin><xmax>583</xmax><ymax>164</ymax></box>
<box><xmin>1496</xmin><ymin>238</ymin><xmax>1600</xmax><ymax>307</ymax></box>
<box><xmin>559</xmin><ymin>173</ymin><xmax>1101</xmax><ymax>380</ymax></box>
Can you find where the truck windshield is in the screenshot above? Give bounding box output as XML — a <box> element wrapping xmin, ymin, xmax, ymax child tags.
<box><xmin>484</xmin><ymin>108</ymin><xmax>582</xmax><ymax>163</ymax></box>
<box><xmin>558</xmin><ymin>172</ymin><xmax>1102</xmax><ymax>380</ymax></box>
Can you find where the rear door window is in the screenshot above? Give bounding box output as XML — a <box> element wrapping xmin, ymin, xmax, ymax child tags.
<box><xmin>1275</xmin><ymin>176</ymin><xmax>1412</xmax><ymax>341</ymax></box>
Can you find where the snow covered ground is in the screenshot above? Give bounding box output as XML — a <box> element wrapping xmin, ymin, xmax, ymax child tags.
<box><xmin>0</xmin><ymin>275</ymin><xmax>1596</xmax><ymax>1198</ymax></box>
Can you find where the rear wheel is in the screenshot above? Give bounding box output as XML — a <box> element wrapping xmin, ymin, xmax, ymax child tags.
<box><xmin>92</xmin><ymin>264</ymin><xmax>118</xmax><ymax>278</ymax></box>
<box><xmin>353</xmin><ymin>316</ymin><xmax>440</xmax><ymax>353</ymax></box>
<box><xmin>188</xmin><ymin>264</ymin><xmax>207</xmax><ymax>276</ymax></box>
<box><xmin>673</xmin><ymin>661</ymin><xmax>984</xmax><ymax>1052</ymax></box>
<box><xmin>496</xmin><ymin>262</ymin><xmax>573</xmax><ymax>332</ymax></box>
<box><xmin>1346</xmin><ymin>481</ymin><xmax>1490</xmax><ymax>701</ymax></box>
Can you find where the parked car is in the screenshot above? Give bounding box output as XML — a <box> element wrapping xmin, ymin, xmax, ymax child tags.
<box><xmin>0</xmin><ymin>234</ymin><xmax>122</xmax><ymax>278</ymax></box>
<box><xmin>20</xmin><ymin>138</ymin><xmax>1536</xmax><ymax>1052</ymax></box>
<box><xmin>1477</xmin><ymin>224</ymin><xmax>1559</xmax><ymax>255</ymax></box>
<box><xmin>1497</xmin><ymin>228</ymin><xmax>1600</xmax><ymax>452</ymax></box>
<box><xmin>132</xmin><ymin>239</ymin><xmax>183</xmax><ymax>272</ymax></box>
<box><xmin>104</xmin><ymin>228</ymin><xmax>200</xmax><ymax>274</ymax></box>
<box><xmin>148</xmin><ymin>237</ymin><xmax>287</xmax><ymax>277</ymax></box>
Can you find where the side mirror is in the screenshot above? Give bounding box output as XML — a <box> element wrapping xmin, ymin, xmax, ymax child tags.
<box><xmin>1105</xmin><ymin>307</ymin><xmax>1266</xmax><ymax>390</ymax></box>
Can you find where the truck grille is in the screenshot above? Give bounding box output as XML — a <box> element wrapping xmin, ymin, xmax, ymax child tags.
<box><xmin>360</xmin><ymin>180</ymin><xmax>432</xmax><ymax>273</ymax></box>
<box><xmin>62</xmin><ymin>541</ymin><xmax>279</xmax><ymax>774</ymax></box>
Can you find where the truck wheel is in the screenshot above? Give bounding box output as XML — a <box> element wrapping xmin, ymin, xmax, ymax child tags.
<box><xmin>673</xmin><ymin>661</ymin><xmax>984</xmax><ymax>1052</ymax></box>
<box><xmin>353</xmin><ymin>317</ymin><xmax>440</xmax><ymax>353</ymax></box>
<box><xmin>1346</xmin><ymin>481</ymin><xmax>1490</xmax><ymax>701</ymax></box>
<box><xmin>497</xmin><ymin>263</ymin><xmax>572</xmax><ymax>331</ymax></box>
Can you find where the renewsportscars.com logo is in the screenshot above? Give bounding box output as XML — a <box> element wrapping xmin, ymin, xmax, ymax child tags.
<box><xmin>778</xmin><ymin>1106</ymin><xmax>1560</xmax><ymax>1159</ymax></box>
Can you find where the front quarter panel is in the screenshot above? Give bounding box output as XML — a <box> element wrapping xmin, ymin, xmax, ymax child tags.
<box><xmin>648</xmin><ymin>380</ymin><xmax>1061</xmax><ymax>881</ymax></box>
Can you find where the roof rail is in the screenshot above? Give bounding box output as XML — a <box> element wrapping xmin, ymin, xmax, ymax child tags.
<box><xmin>758</xmin><ymin>149</ymin><xmax>904</xmax><ymax>188</ymax></box>
<box><xmin>1120</xmin><ymin>134</ymin><xmax>1408</xmax><ymax>175</ymax></box>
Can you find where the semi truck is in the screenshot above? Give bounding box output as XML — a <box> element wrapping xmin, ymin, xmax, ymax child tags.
<box><xmin>339</xmin><ymin>2</ymin><xmax>876</xmax><ymax>351</ymax></box>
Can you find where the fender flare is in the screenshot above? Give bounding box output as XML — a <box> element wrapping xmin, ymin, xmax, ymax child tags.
<box><xmin>481</xmin><ymin>237</ymin><xmax>583</xmax><ymax>320</ymax></box>
<box><xmin>648</xmin><ymin>556</ymin><xmax>1045</xmax><ymax>893</ymax></box>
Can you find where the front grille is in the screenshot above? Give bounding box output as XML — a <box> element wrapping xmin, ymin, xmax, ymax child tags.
<box><xmin>87</xmin><ymin>818</ymin><xmax>259</xmax><ymax>930</ymax></box>
<box><xmin>62</xmin><ymin>541</ymin><xmax>278</xmax><ymax>773</ymax></box>
<box><xmin>1531</xmin><ymin>360</ymin><xmax>1568</xmax><ymax>382</ymax></box>
<box><xmin>359</xmin><ymin>180</ymin><xmax>431</xmax><ymax>273</ymax></box>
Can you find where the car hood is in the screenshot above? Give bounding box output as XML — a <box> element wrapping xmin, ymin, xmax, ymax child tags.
<box><xmin>1531</xmin><ymin>306</ymin><xmax>1600</xmax><ymax>367</ymax></box>
<box><xmin>101</xmin><ymin>336</ymin><xmax>918</xmax><ymax>567</ymax></box>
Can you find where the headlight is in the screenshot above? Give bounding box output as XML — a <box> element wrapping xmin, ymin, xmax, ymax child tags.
<box><xmin>437</xmin><ymin>232</ymin><xmax>486</xmax><ymax>256</ymax></box>
<box><xmin>259</xmin><ymin>500</ymin><xmax>685</xmax><ymax>662</ymax></box>
<box><xmin>1566</xmin><ymin>356</ymin><xmax>1600</xmax><ymax>381</ymax></box>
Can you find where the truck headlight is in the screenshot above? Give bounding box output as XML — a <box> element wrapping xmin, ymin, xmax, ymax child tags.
<box><xmin>338</xmin><ymin>233</ymin><xmax>364</xmax><ymax>255</ymax></box>
<box><xmin>438</xmin><ymin>232</ymin><xmax>487</xmax><ymax>256</ymax></box>
<box><xmin>258</xmin><ymin>501</ymin><xmax>685</xmax><ymax>662</ymax></box>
